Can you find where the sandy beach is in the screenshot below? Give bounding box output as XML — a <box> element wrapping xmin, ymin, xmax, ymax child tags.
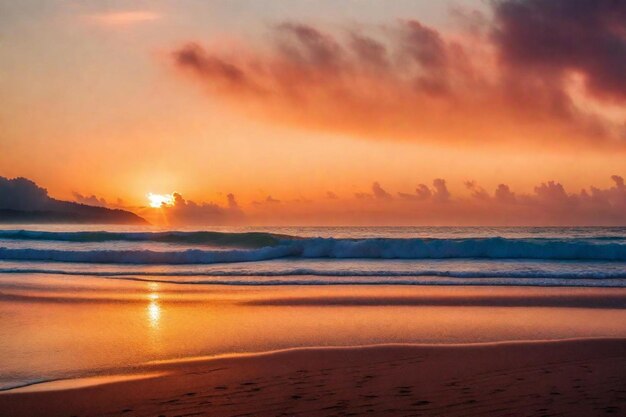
<box><xmin>1</xmin><ymin>338</ymin><xmax>624</xmax><ymax>416</ymax></box>
<box><xmin>1</xmin><ymin>278</ymin><xmax>625</xmax><ymax>416</ymax></box>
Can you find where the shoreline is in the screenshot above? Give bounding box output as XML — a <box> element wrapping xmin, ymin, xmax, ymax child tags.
<box><xmin>3</xmin><ymin>279</ymin><xmax>626</xmax><ymax>303</ymax></box>
<box><xmin>3</xmin><ymin>271</ymin><xmax>626</xmax><ymax>288</ymax></box>
<box><xmin>1</xmin><ymin>338</ymin><xmax>625</xmax><ymax>416</ymax></box>
<box><xmin>3</xmin><ymin>336</ymin><xmax>625</xmax><ymax>392</ymax></box>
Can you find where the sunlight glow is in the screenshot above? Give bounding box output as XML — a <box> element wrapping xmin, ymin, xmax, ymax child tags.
<box><xmin>147</xmin><ymin>193</ymin><xmax>175</xmax><ymax>208</ymax></box>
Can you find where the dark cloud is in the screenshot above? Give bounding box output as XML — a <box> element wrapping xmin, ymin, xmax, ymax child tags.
<box><xmin>0</xmin><ymin>177</ymin><xmax>50</xmax><ymax>210</ymax></box>
<box><xmin>493</xmin><ymin>0</ymin><xmax>626</xmax><ymax>102</ymax></box>
<box><xmin>326</xmin><ymin>191</ymin><xmax>338</xmax><ymax>199</ymax></box>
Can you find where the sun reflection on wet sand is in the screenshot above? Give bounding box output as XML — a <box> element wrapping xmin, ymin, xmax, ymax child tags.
<box><xmin>146</xmin><ymin>283</ymin><xmax>161</xmax><ymax>329</ymax></box>
<box><xmin>147</xmin><ymin>301</ymin><xmax>161</xmax><ymax>327</ymax></box>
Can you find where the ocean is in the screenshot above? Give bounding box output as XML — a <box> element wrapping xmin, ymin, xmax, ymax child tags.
<box><xmin>1</xmin><ymin>225</ymin><xmax>626</xmax><ymax>391</ymax></box>
<box><xmin>0</xmin><ymin>226</ymin><xmax>625</xmax><ymax>286</ymax></box>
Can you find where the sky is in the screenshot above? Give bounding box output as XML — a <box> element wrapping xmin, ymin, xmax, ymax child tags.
<box><xmin>1</xmin><ymin>0</ymin><xmax>625</xmax><ymax>225</ymax></box>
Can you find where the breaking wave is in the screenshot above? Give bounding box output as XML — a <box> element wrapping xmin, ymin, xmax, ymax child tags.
<box><xmin>0</xmin><ymin>235</ymin><xmax>625</xmax><ymax>263</ymax></box>
<box><xmin>1</xmin><ymin>267</ymin><xmax>626</xmax><ymax>280</ymax></box>
<box><xmin>0</xmin><ymin>230</ymin><xmax>287</xmax><ymax>248</ymax></box>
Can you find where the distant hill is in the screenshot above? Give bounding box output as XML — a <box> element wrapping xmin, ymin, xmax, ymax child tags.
<box><xmin>0</xmin><ymin>208</ymin><xmax>147</xmax><ymax>224</ymax></box>
<box><xmin>0</xmin><ymin>177</ymin><xmax>148</xmax><ymax>225</ymax></box>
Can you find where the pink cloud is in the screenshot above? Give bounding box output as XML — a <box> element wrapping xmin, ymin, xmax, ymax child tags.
<box><xmin>85</xmin><ymin>11</ymin><xmax>162</xmax><ymax>26</ymax></box>
<box><xmin>170</xmin><ymin>0</ymin><xmax>626</xmax><ymax>149</ymax></box>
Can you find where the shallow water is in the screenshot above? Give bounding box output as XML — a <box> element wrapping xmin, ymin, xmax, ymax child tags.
<box><xmin>1</xmin><ymin>276</ymin><xmax>626</xmax><ymax>391</ymax></box>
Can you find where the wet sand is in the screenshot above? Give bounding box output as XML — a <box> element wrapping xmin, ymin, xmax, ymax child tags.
<box><xmin>1</xmin><ymin>338</ymin><xmax>625</xmax><ymax>417</ymax></box>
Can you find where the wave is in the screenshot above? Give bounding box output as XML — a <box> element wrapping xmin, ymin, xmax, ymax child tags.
<box><xmin>0</xmin><ymin>246</ymin><xmax>297</xmax><ymax>264</ymax></box>
<box><xmin>1</xmin><ymin>235</ymin><xmax>626</xmax><ymax>263</ymax></box>
<box><xmin>0</xmin><ymin>230</ymin><xmax>288</xmax><ymax>248</ymax></box>
<box><xmin>2</xmin><ymin>267</ymin><xmax>626</xmax><ymax>279</ymax></box>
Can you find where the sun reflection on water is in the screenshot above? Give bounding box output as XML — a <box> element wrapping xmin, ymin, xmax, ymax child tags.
<box><xmin>147</xmin><ymin>301</ymin><xmax>161</xmax><ymax>327</ymax></box>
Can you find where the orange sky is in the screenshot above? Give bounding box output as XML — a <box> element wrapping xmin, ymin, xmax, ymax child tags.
<box><xmin>1</xmin><ymin>0</ymin><xmax>624</xmax><ymax>225</ymax></box>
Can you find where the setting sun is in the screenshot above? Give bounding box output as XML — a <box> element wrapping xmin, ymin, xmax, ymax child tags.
<box><xmin>147</xmin><ymin>193</ymin><xmax>174</xmax><ymax>208</ymax></box>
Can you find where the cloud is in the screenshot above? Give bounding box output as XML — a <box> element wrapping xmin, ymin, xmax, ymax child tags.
<box><xmin>578</xmin><ymin>175</ymin><xmax>626</xmax><ymax>211</ymax></box>
<box><xmin>415</xmin><ymin>184</ymin><xmax>432</xmax><ymax>200</ymax></box>
<box><xmin>398</xmin><ymin>191</ymin><xmax>419</xmax><ymax>201</ymax></box>
<box><xmin>0</xmin><ymin>177</ymin><xmax>50</xmax><ymax>210</ymax></box>
<box><xmin>72</xmin><ymin>192</ymin><xmax>107</xmax><ymax>207</ymax></box>
<box><xmin>355</xmin><ymin>182</ymin><xmax>393</xmax><ymax>201</ymax></box>
<box><xmin>337</xmin><ymin>175</ymin><xmax>625</xmax><ymax>225</ymax></box>
<box><xmin>171</xmin><ymin>0</ymin><xmax>626</xmax><ymax>148</ymax></box>
<box><xmin>492</xmin><ymin>0</ymin><xmax>626</xmax><ymax>102</ymax></box>
<box><xmin>162</xmin><ymin>192</ymin><xmax>244</xmax><ymax>225</ymax></box>
<box><xmin>85</xmin><ymin>11</ymin><xmax>162</xmax><ymax>26</ymax></box>
<box><xmin>326</xmin><ymin>191</ymin><xmax>338</xmax><ymax>199</ymax></box>
<box><xmin>398</xmin><ymin>180</ymin><xmax>448</xmax><ymax>202</ymax></box>
<box><xmin>372</xmin><ymin>182</ymin><xmax>393</xmax><ymax>200</ymax></box>
<box><xmin>5</xmin><ymin>175</ymin><xmax>626</xmax><ymax>226</ymax></box>
<box><xmin>173</xmin><ymin>43</ymin><xmax>255</xmax><ymax>93</ymax></box>
<box><xmin>432</xmin><ymin>179</ymin><xmax>451</xmax><ymax>202</ymax></box>
<box><xmin>97</xmin><ymin>175</ymin><xmax>626</xmax><ymax>225</ymax></box>
<box><xmin>354</xmin><ymin>192</ymin><xmax>372</xmax><ymax>200</ymax></box>
<box><xmin>533</xmin><ymin>181</ymin><xmax>571</xmax><ymax>205</ymax></box>
<box><xmin>494</xmin><ymin>184</ymin><xmax>516</xmax><ymax>203</ymax></box>
<box><xmin>480</xmin><ymin>176</ymin><xmax>625</xmax><ymax>224</ymax></box>
<box><xmin>464</xmin><ymin>180</ymin><xmax>489</xmax><ymax>200</ymax></box>
<box><xmin>227</xmin><ymin>193</ymin><xmax>239</xmax><ymax>209</ymax></box>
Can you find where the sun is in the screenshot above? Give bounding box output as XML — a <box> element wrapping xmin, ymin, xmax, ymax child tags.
<box><xmin>147</xmin><ymin>193</ymin><xmax>174</xmax><ymax>208</ymax></box>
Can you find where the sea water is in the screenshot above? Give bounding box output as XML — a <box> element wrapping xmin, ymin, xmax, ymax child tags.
<box><xmin>0</xmin><ymin>226</ymin><xmax>625</xmax><ymax>286</ymax></box>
